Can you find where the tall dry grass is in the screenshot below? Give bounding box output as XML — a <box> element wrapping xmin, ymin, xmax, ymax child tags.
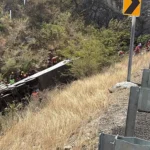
<box><xmin>0</xmin><ymin>53</ymin><xmax>150</xmax><ymax>150</ymax></box>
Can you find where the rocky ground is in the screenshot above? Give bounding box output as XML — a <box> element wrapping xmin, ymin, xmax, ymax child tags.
<box><xmin>65</xmin><ymin>67</ymin><xmax>150</xmax><ymax>150</ymax></box>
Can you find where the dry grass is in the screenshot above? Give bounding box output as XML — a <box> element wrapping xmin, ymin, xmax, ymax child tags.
<box><xmin>0</xmin><ymin>53</ymin><xmax>150</xmax><ymax>150</ymax></box>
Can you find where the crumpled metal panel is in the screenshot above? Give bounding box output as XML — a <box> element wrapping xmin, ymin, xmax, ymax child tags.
<box><xmin>99</xmin><ymin>133</ymin><xmax>150</xmax><ymax>150</ymax></box>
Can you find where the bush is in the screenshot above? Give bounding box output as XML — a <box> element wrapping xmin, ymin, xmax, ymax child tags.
<box><xmin>26</xmin><ymin>1</ymin><xmax>58</xmax><ymax>27</ymax></box>
<box><xmin>0</xmin><ymin>73</ymin><xmax>3</xmax><ymax>81</ymax></box>
<box><xmin>1</xmin><ymin>47</ymin><xmax>46</xmax><ymax>78</ymax></box>
<box><xmin>0</xmin><ymin>23</ymin><xmax>6</xmax><ymax>32</ymax></box>
<box><xmin>41</xmin><ymin>23</ymin><xmax>66</xmax><ymax>41</ymax></box>
<box><xmin>58</xmin><ymin>19</ymin><xmax>130</xmax><ymax>78</ymax></box>
<box><xmin>137</xmin><ymin>34</ymin><xmax>150</xmax><ymax>46</ymax></box>
<box><xmin>1</xmin><ymin>58</ymin><xmax>17</xmax><ymax>78</ymax></box>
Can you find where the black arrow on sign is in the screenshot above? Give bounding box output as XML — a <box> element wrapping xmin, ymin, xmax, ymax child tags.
<box><xmin>125</xmin><ymin>0</ymin><xmax>140</xmax><ymax>14</ymax></box>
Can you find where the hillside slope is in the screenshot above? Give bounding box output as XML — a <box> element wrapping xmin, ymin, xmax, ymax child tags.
<box><xmin>1</xmin><ymin>0</ymin><xmax>150</xmax><ymax>81</ymax></box>
<box><xmin>0</xmin><ymin>53</ymin><xmax>150</xmax><ymax>150</ymax></box>
<box><xmin>0</xmin><ymin>0</ymin><xmax>127</xmax><ymax>80</ymax></box>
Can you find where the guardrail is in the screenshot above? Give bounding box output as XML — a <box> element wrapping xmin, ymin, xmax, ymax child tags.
<box><xmin>98</xmin><ymin>68</ymin><xmax>150</xmax><ymax>149</ymax></box>
<box><xmin>99</xmin><ymin>133</ymin><xmax>150</xmax><ymax>150</ymax></box>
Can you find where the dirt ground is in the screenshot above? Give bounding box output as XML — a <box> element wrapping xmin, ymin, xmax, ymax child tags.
<box><xmin>66</xmin><ymin>67</ymin><xmax>150</xmax><ymax>149</ymax></box>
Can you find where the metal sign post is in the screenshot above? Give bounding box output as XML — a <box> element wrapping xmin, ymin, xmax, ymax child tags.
<box><xmin>127</xmin><ymin>16</ymin><xmax>136</xmax><ymax>82</ymax></box>
<box><xmin>10</xmin><ymin>10</ymin><xmax>12</xmax><ymax>20</ymax></box>
<box><xmin>24</xmin><ymin>0</ymin><xmax>26</xmax><ymax>5</ymax></box>
<box><xmin>123</xmin><ymin>0</ymin><xmax>142</xmax><ymax>81</ymax></box>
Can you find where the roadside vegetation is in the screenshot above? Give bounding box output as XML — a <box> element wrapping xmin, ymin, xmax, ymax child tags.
<box><xmin>0</xmin><ymin>0</ymin><xmax>150</xmax><ymax>149</ymax></box>
<box><xmin>0</xmin><ymin>53</ymin><xmax>150</xmax><ymax>150</ymax></box>
<box><xmin>0</xmin><ymin>0</ymin><xmax>149</xmax><ymax>80</ymax></box>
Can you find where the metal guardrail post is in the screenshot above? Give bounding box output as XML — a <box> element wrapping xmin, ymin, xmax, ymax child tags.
<box><xmin>125</xmin><ymin>86</ymin><xmax>140</xmax><ymax>137</ymax></box>
<box><xmin>99</xmin><ymin>133</ymin><xmax>104</xmax><ymax>150</ymax></box>
<box><xmin>138</xmin><ymin>87</ymin><xmax>150</xmax><ymax>112</ymax></box>
<box><xmin>141</xmin><ymin>69</ymin><xmax>150</xmax><ymax>88</ymax></box>
<box><xmin>98</xmin><ymin>133</ymin><xmax>115</xmax><ymax>150</ymax></box>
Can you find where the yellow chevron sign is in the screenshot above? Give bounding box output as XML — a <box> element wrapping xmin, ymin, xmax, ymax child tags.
<box><xmin>123</xmin><ymin>0</ymin><xmax>142</xmax><ymax>16</ymax></box>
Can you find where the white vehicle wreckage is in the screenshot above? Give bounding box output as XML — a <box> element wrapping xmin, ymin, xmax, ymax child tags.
<box><xmin>0</xmin><ymin>59</ymin><xmax>75</xmax><ymax>111</ymax></box>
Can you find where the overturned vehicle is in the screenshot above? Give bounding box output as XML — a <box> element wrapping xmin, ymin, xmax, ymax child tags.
<box><xmin>0</xmin><ymin>60</ymin><xmax>73</xmax><ymax>112</ymax></box>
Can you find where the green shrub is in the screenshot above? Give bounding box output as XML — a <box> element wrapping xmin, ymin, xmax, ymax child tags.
<box><xmin>137</xmin><ymin>34</ymin><xmax>150</xmax><ymax>46</ymax></box>
<box><xmin>0</xmin><ymin>73</ymin><xmax>3</xmax><ymax>81</ymax></box>
<box><xmin>59</xmin><ymin>19</ymin><xmax>130</xmax><ymax>78</ymax></box>
<box><xmin>41</xmin><ymin>23</ymin><xmax>66</xmax><ymax>41</ymax></box>
<box><xmin>0</xmin><ymin>23</ymin><xmax>6</xmax><ymax>32</ymax></box>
